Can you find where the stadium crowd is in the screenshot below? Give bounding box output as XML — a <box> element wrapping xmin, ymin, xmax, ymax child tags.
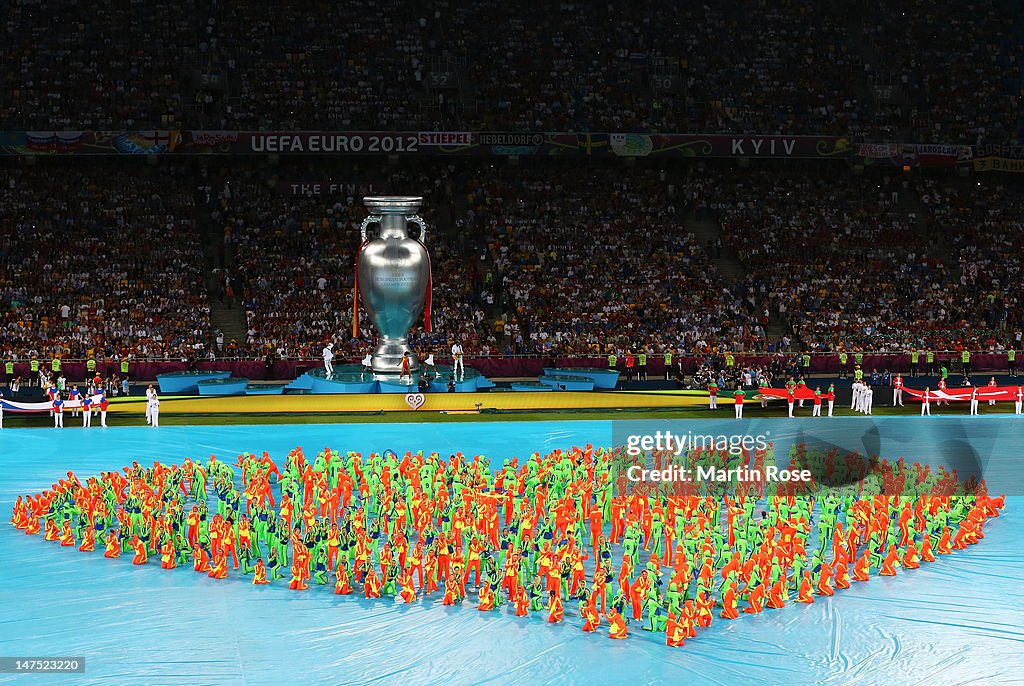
<box><xmin>708</xmin><ymin>168</ymin><xmax>1023</xmax><ymax>352</ymax></box>
<box><xmin>860</xmin><ymin>0</ymin><xmax>1024</xmax><ymax>144</ymax></box>
<box><xmin>0</xmin><ymin>162</ymin><xmax>211</xmax><ymax>363</ymax></box>
<box><xmin>473</xmin><ymin>166</ymin><xmax>765</xmax><ymax>356</ymax></box>
<box><xmin>919</xmin><ymin>176</ymin><xmax>1023</xmax><ymax>336</ymax></box>
<box><xmin>2</xmin><ymin>158</ymin><xmax>1023</xmax><ymax>367</ymax></box>
<box><xmin>2</xmin><ymin>0</ymin><xmax>1020</xmax><ymax>140</ymax></box>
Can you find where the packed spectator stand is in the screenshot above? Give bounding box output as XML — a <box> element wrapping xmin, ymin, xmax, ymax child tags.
<box><xmin>2</xmin><ymin>1</ymin><xmax>1021</xmax><ymax>140</ymax></box>
<box><xmin>706</xmin><ymin>168</ymin><xmax>1023</xmax><ymax>354</ymax></box>
<box><xmin>0</xmin><ymin>162</ymin><xmax>211</xmax><ymax>365</ymax></box>
<box><xmin>1</xmin><ymin>153</ymin><xmax>1021</xmax><ymax>381</ymax></box>
<box><xmin>2</xmin><ymin>0</ymin><xmax>1024</xmax><ymax>377</ymax></box>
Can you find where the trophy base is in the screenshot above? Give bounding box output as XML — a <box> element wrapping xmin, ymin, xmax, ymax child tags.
<box><xmin>371</xmin><ymin>341</ymin><xmax>419</xmax><ymax>375</ymax></box>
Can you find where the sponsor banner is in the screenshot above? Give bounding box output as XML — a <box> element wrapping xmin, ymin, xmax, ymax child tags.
<box><xmin>416</xmin><ymin>131</ymin><xmax>474</xmax><ymax>146</ymax></box>
<box><xmin>476</xmin><ymin>132</ymin><xmax>546</xmax><ymax>146</ymax></box>
<box><xmin>275</xmin><ymin>180</ymin><xmax>389</xmax><ymax>196</ymax></box>
<box><xmin>975</xmin><ymin>144</ymin><xmax>1024</xmax><ymax>159</ymax></box>
<box><xmin>856</xmin><ymin>143</ymin><xmax>897</xmax><ymax>158</ymax></box>
<box><xmin>974</xmin><ymin>156</ymin><xmax>1024</xmax><ymax>173</ymax></box>
<box><xmin>0</xmin><ymin>130</ymin><xmax>178</xmax><ymax>155</ymax></box>
<box><xmin>858</xmin><ymin>142</ymin><xmax>973</xmax><ymax>168</ymax></box>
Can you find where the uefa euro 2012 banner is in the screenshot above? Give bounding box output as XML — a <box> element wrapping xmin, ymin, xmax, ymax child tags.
<box><xmin>0</xmin><ymin>131</ymin><xmax>855</xmax><ymax>158</ymax></box>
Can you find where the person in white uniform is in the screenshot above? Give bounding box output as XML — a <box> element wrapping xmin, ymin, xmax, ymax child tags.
<box><xmin>1015</xmin><ymin>386</ymin><xmax>1023</xmax><ymax>415</ymax></box>
<box><xmin>360</xmin><ymin>353</ymin><xmax>373</xmax><ymax>378</ymax></box>
<box><xmin>969</xmin><ymin>385</ymin><xmax>979</xmax><ymax>415</ymax></box>
<box><xmin>921</xmin><ymin>387</ymin><xmax>931</xmax><ymax>416</ymax></box>
<box><xmin>53</xmin><ymin>393</ymin><xmax>64</xmax><ymax>428</ymax></box>
<box><xmin>145</xmin><ymin>384</ymin><xmax>156</xmax><ymax>424</ymax></box>
<box><xmin>323</xmin><ymin>343</ymin><xmax>335</xmax><ymax>377</ymax></box>
<box><xmin>863</xmin><ymin>384</ymin><xmax>873</xmax><ymax>415</ymax></box>
<box><xmin>148</xmin><ymin>391</ymin><xmax>160</xmax><ymax>426</ymax></box>
<box><xmin>451</xmin><ymin>342</ymin><xmax>464</xmax><ymax>380</ymax></box>
<box><xmin>892</xmin><ymin>374</ymin><xmax>904</xmax><ymax>407</ymax></box>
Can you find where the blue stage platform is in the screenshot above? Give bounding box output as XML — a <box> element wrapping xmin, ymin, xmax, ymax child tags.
<box><xmin>242</xmin><ymin>384</ymin><xmax>286</xmax><ymax>395</ymax></box>
<box><xmin>156</xmin><ymin>370</ymin><xmax>231</xmax><ymax>394</ymax></box>
<box><xmin>286</xmin><ymin>365</ymin><xmax>495</xmax><ymax>395</ymax></box>
<box><xmin>538</xmin><ymin>374</ymin><xmax>596</xmax><ymax>391</ymax></box>
<box><xmin>511</xmin><ymin>381</ymin><xmax>554</xmax><ymax>392</ymax></box>
<box><xmin>196</xmin><ymin>377</ymin><xmax>249</xmax><ymax>396</ymax></box>
<box><xmin>543</xmin><ymin>367</ymin><xmax>619</xmax><ymax>389</ymax></box>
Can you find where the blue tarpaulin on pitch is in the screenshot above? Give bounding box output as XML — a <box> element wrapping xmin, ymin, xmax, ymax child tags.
<box><xmin>0</xmin><ymin>419</ymin><xmax>1021</xmax><ymax>685</ymax></box>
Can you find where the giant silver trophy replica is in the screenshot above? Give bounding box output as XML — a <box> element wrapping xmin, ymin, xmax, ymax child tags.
<box><xmin>356</xmin><ymin>196</ymin><xmax>431</xmax><ymax>376</ymax></box>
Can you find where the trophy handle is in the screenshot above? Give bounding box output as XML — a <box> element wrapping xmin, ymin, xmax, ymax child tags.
<box><xmin>407</xmin><ymin>215</ymin><xmax>428</xmax><ymax>244</ymax></box>
<box><xmin>359</xmin><ymin>215</ymin><xmax>381</xmax><ymax>242</ymax></box>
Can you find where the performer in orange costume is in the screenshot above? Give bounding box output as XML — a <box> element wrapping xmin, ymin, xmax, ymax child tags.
<box><xmin>581</xmin><ymin>600</ymin><xmax>600</xmax><ymax>632</ymax></box>
<box><xmin>476</xmin><ymin>581</ymin><xmax>496</xmax><ymax>611</ymax></box>
<box><xmin>104</xmin><ymin>530</ymin><xmax>121</xmax><ymax>558</ymax></box>
<box><xmin>548</xmin><ymin>591</ymin><xmax>564</xmax><ymax>623</ymax></box>
<box><xmin>208</xmin><ymin>549</ymin><xmax>228</xmax><ymax>579</ymax></box>
<box><xmin>879</xmin><ymin>545</ymin><xmax>900</xmax><ymax>576</ymax></box>
<box><xmin>252</xmin><ymin>559</ymin><xmax>269</xmax><ymax>585</ymax></box>
<box><xmin>665</xmin><ymin>611</ymin><xmax>685</xmax><ymax>647</ymax></box>
<box><xmin>193</xmin><ymin>545</ymin><xmax>212</xmax><ymax>572</ymax></box>
<box><xmin>59</xmin><ymin>520</ymin><xmax>75</xmax><ymax>547</ymax></box>
<box><xmin>766</xmin><ymin>574</ymin><xmax>787</xmax><ymax>609</ymax></box>
<box><xmin>399</xmin><ymin>569</ymin><xmax>417</xmax><ymax>604</ymax></box>
<box><xmin>796</xmin><ymin>571</ymin><xmax>815</xmax><ymax>603</ymax></box>
<box><xmin>744</xmin><ymin>581</ymin><xmax>767</xmax><ymax>614</ymax></box>
<box><xmin>852</xmin><ymin>550</ymin><xmax>871</xmax><ymax>581</ymax></box>
<box><xmin>720</xmin><ymin>583</ymin><xmax>740</xmax><ymax>619</ymax></box>
<box><xmin>514</xmin><ymin>587</ymin><xmax>530</xmax><ymax>617</ymax></box>
<box><xmin>160</xmin><ymin>539</ymin><xmax>177</xmax><ymax>569</ymax></box>
<box><xmin>334</xmin><ymin>561</ymin><xmax>353</xmax><ymax>595</ymax></box>
<box><xmin>817</xmin><ymin>560</ymin><xmax>835</xmax><ymax>596</ymax></box>
<box><xmin>78</xmin><ymin>527</ymin><xmax>96</xmax><ymax>552</ymax></box>
<box><xmin>362</xmin><ymin>568</ymin><xmax>382</xmax><ymax>598</ymax></box>
<box><xmin>131</xmin><ymin>535</ymin><xmax>148</xmax><ymax>565</ymax></box>
<box><xmin>606</xmin><ymin>607</ymin><xmax>628</xmax><ymax>639</ymax></box>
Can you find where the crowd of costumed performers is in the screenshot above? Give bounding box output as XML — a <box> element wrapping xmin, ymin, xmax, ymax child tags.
<box><xmin>754</xmin><ymin>375</ymin><xmax>1024</xmax><ymax>417</ymax></box>
<box><xmin>9</xmin><ymin>444</ymin><xmax>1005</xmax><ymax>646</ymax></box>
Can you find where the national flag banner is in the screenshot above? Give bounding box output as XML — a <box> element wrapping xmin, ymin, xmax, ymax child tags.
<box><xmin>0</xmin><ymin>395</ymin><xmax>105</xmax><ymax>413</ymax></box>
<box><xmin>756</xmin><ymin>386</ymin><xmax>819</xmax><ymax>400</ymax></box>
<box><xmin>902</xmin><ymin>386</ymin><xmax>1023</xmax><ymax>402</ymax></box>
